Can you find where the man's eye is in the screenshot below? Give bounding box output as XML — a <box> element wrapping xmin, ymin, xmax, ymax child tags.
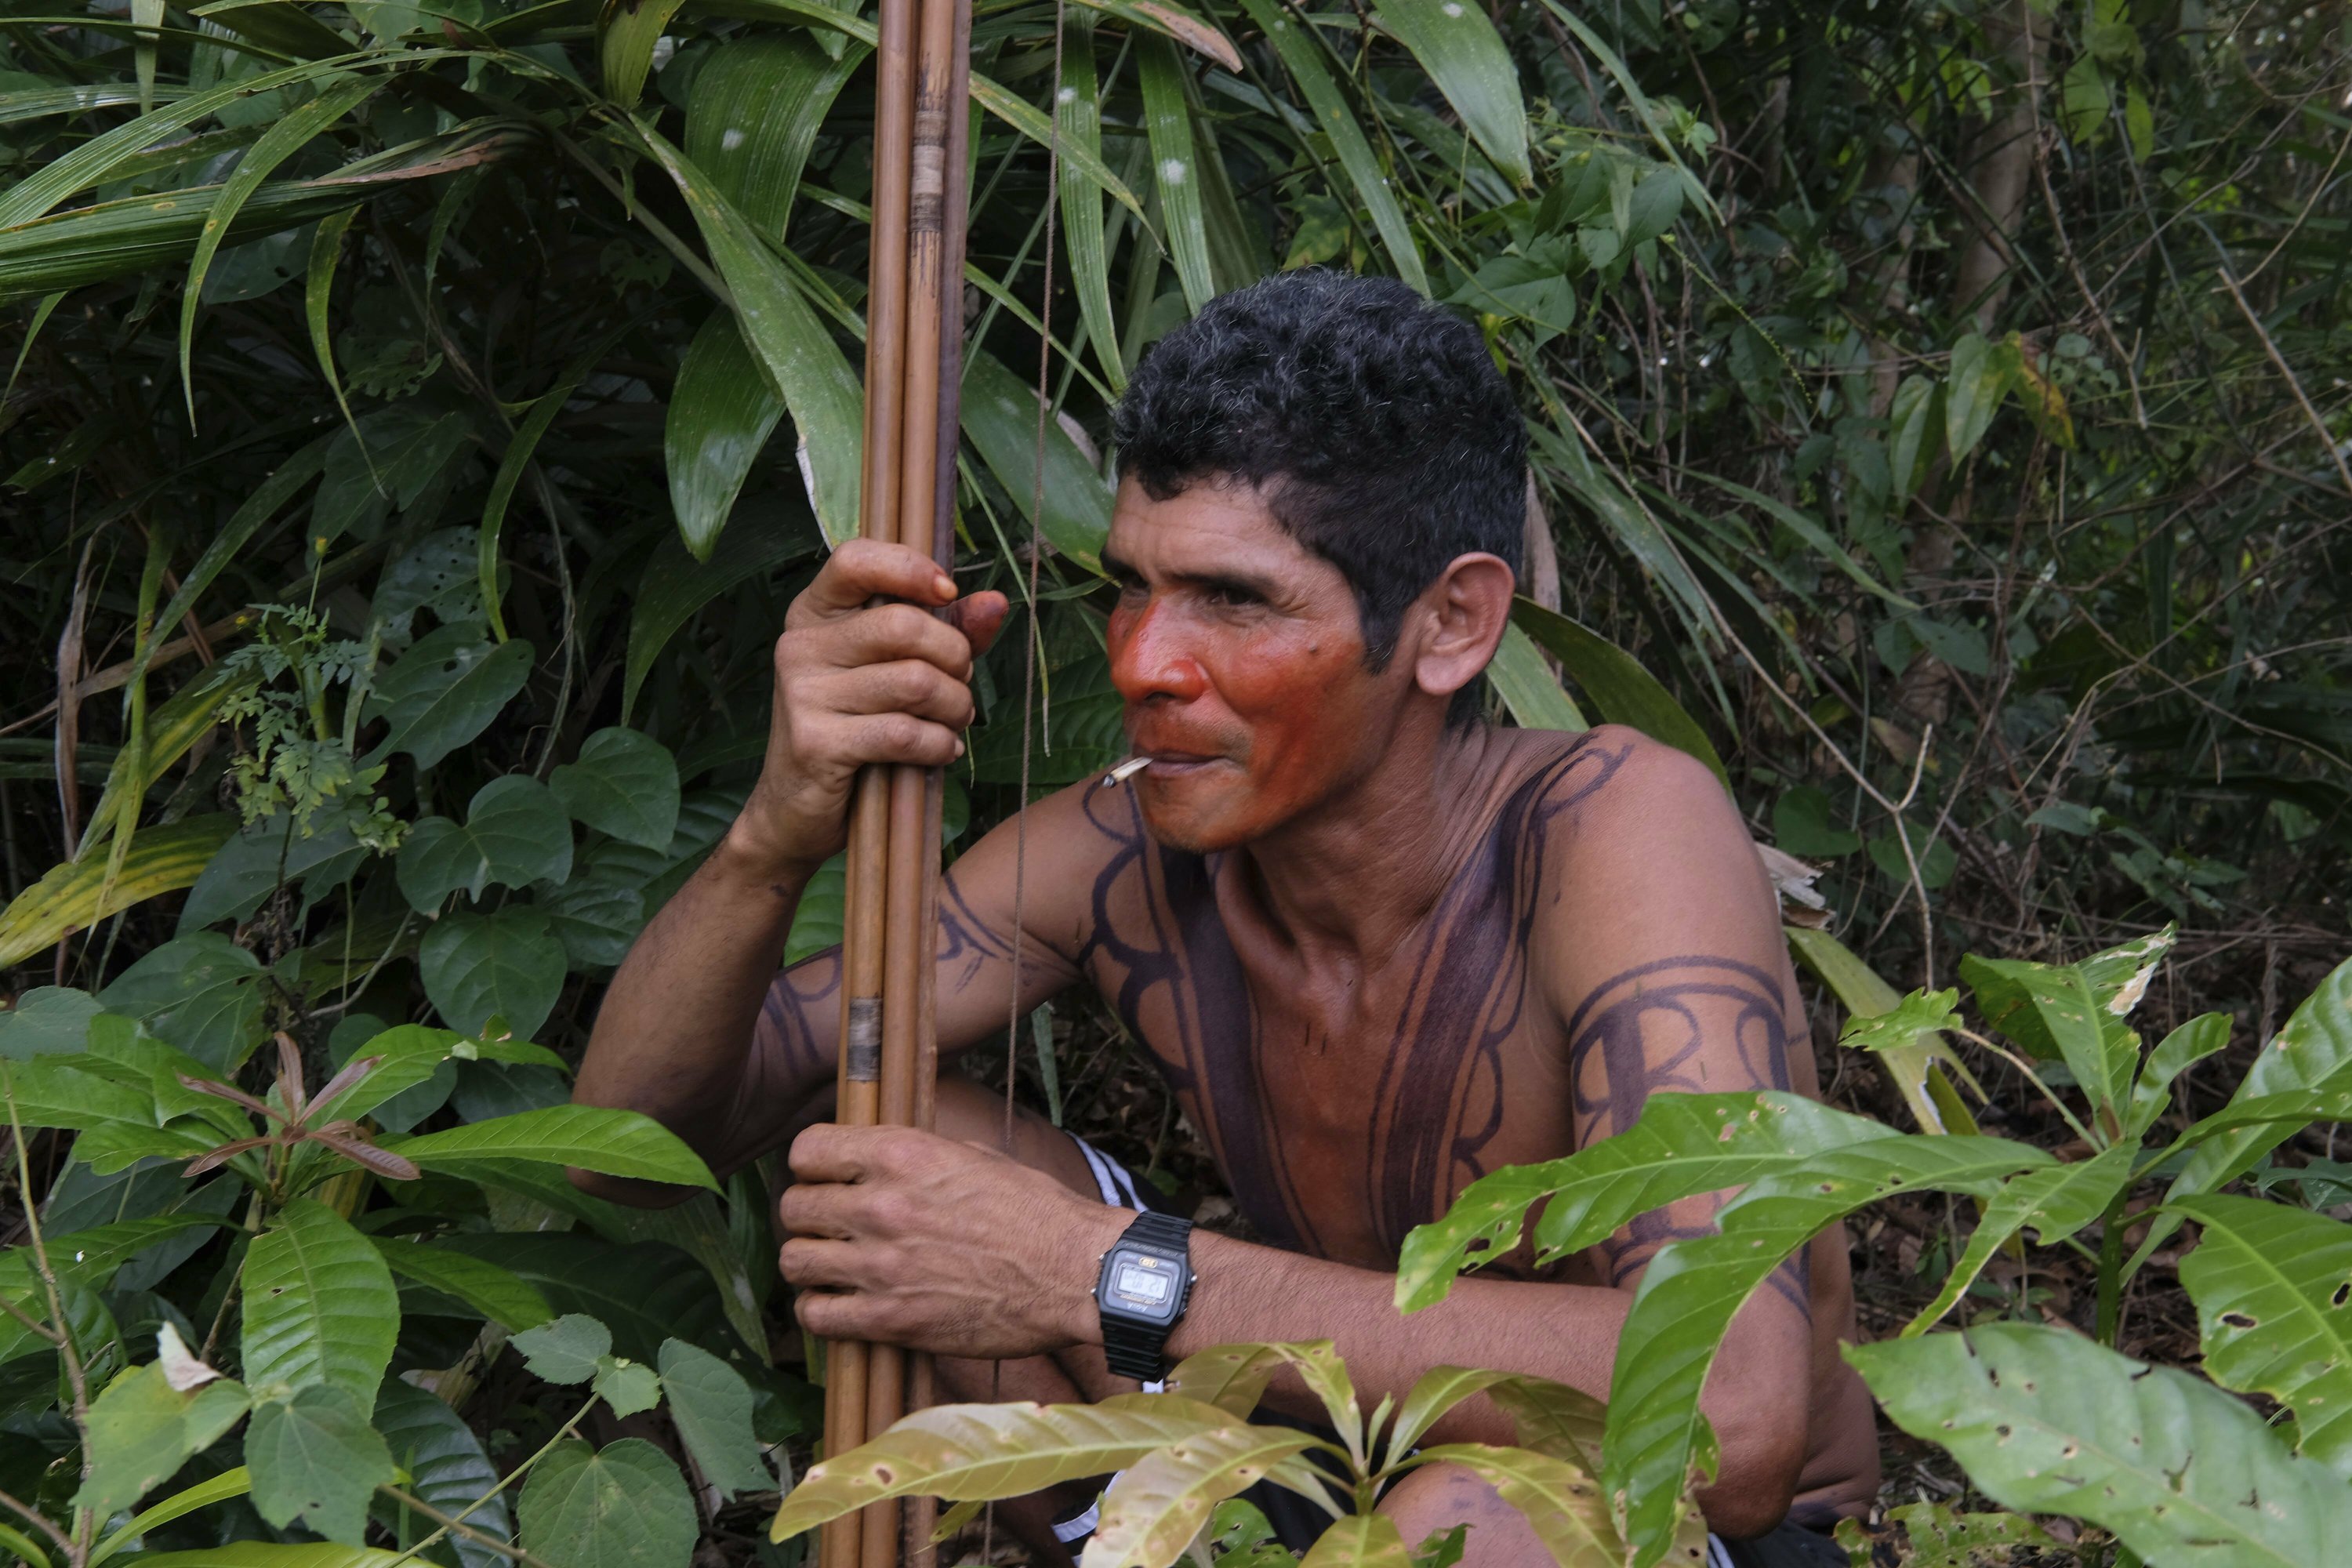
<box><xmin>1207</xmin><ymin>583</ymin><xmax>1259</xmax><ymax>608</ymax></box>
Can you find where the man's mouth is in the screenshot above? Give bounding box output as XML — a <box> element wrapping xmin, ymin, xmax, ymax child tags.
<box><xmin>1140</xmin><ymin>750</ymin><xmax>1221</xmax><ymax>779</ymax></box>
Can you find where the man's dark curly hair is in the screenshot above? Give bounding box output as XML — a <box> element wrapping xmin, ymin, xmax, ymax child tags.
<box><xmin>1111</xmin><ymin>270</ymin><xmax>1527</xmax><ymax>724</ymax></box>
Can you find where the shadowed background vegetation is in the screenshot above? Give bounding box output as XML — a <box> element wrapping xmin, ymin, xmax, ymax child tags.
<box><xmin>2</xmin><ymin>0</ymin><xmax>2348</xmax><ymax>1558</ymax></box>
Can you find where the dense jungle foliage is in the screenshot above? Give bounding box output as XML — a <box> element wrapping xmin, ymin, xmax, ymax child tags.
<box><xmin>2</xmin><ymin>0</ymin><xmax>2348</xmax><ymax>1559</ymax></box>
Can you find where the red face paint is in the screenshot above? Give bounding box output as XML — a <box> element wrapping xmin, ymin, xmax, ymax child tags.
<box><xmin>1102</xmin><ymin>478</ymin><xmax>1403</xmax><ymax>852</ymax></box>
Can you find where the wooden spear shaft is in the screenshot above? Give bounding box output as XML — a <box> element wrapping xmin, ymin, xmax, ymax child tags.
<box><xmin>826</xmin><ymin>0</ymin><xmax>970</xmax><ymax>1561</ymax></box>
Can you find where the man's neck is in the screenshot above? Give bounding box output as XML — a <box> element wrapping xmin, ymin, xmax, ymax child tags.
<box><xmin>1227</xmin><ymin>719</ymin><xmax>1508</xmax><ymax>973</ymax></box>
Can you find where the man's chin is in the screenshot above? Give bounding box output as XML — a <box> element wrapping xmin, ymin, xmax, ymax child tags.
<box><xmin>1135</xmin><ymin>793</ymin><xmax>1256</xmax><ymax>856</ymax></box>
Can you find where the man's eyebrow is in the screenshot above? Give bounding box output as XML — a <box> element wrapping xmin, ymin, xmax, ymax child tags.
<box><xmin>1098</xmin><ymin>553</ymin><xmax>1282</xmax><ymax>602</ymax></box>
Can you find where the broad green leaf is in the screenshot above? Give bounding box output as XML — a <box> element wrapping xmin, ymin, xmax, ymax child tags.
<box><xmin>1507</xmin><ymin>600</ymin><xmax>1726</xmax><ymax>788</ymax></box>
<box><xmin>2172</xmin><ymin>1192</ymin><xmax>2352</xmax><ymax>1473</ymax></box>
<box><xmin>430</xmin><ymin>1233</ymin><xmax>743</xmax><ymax>1362</ymax></box>
<box><xmin>626</xmin><ymin>122</ymin><xmax>864</xmax><ymax>549</ymax></box>
<box><xmin>518</xmin><ymin>1439</ymin><xmax>697</xmax><ymax>1568</ymax></box>
<box><xmin>513</xmin><ymin>1311</ymin><xmax>614</xmax><ymax>1383</ymax></box>
<box><xmin>418</xmin><ymin>906</ymin><xmax>568</xmax><ymax>1040</ymax></box>
<box><xmin>665</xmin><ymin>309</ymin><xmax>785</xmax><ymax>559</ymax></box>
<box><xmin>551</xmin><ymin>728</ymin><xmax>681</xmax><ymax>851</ymax></box>
<box><xmin>597</xmin><ymin>0</ymin><xmax>687</xmax><ymax>107</ymax></box>
<box><xmin>1603</xmin><ymin>1134</ymin><xmax>2051</xmax><ymax>1563</ymax></box>
<box><xmin>1903</xmin><ymin>1143</ymin><xmax>2136</xmax><ymax>1335</ymax></box>
<box><xmin>1383</xmin><ymin>1367</ymin><xmax>1519</xmax><ymax>1468</ymax></box>
<box><xmin>241</xmin><ymin>1196</ymin><xmax>400</xmax><ymax>1401</ymax></box>
<box><xmin>178</xmin><ymin>811</ymin><xmax>367</xmax><ymax>934</ymax></box>
<box><xmin>1299</xmin><ymin>1514</ymin><xmax>1410</xmax><ymax>1568</ymax></box>
<box><xmin>1853</xmin><ymin>1322</ymin><xmax>2352</xmax><ymax>1568</ymax></box>
<box><xmin>134</xmin><ymin>1548</ymin><xmax>418</xmax><ymax>1568</ymax></box>
<box><xmin>365</xmin><ymin>626</ymin><xmax>535</xmax><ymax>771</ymax></box>
<box><xmin>1369</xmin><ymin>0</ymin><xmax>1530</xmax><ymax>185</ymax></box>
<box><xmin>0</xmin><ymin>985</ymin><xmax>101</xmax><ymax>1058</ymax></box>
<box><xmin>960</xmin><ymin>348</ymin><xmax>1113</xmax><ymax>573</ymax></box>
<box><xmin>372</xmin><ymin>1236</ymin><xmax>554</xmax><ymax>1331</ymax></box>
<box><xmin>1887</xmin><ymin>373</ymin><xmax>1938</xmax><ymax>499</ymax></box>
<box><xmin>1139</xmin><ymin>35</ymin><xmax>1214</xmax><ymax>311</ymax></box>
<box><xmin>1943</xmin><ymin>333</ymin><xmax>2010</xmax><ymax>463</ymax></box>
<box><xmin>1485</xmin><ymin>622</ymin><xmax>1587</xmax><ymax>731</ymax></box>
<box><xmin>1237</xmin><ymin>0</ymin><xmax>1426</xmax><ymax>294</ymax></box>
<box><xmin>1397</xmin><ymin>1091</ymin><xmax>1894</xmax><ymax>1311</ymax></box>
<box><xmin>1788</xmin><ymin>925</ymin><xmax>1976</xmax><ymax>1135</ymax></box>
<box><xmin>1972</xmin><ymin>957</ymin><xmax>2127</xmax><ymax>1120</ymax></box>
<box><xmin>1403</xmin><ymin>1443</ymin><xmax>1635</xmax><ymax>1568</ymax></box>
<box><xmin>397</xmin><ymin>775</ymin><xmax>575</xmax><ymax>913</ymax></box>
<box><xmin>95</xmin><ymin>932</ymin><xmax>267</xmax><ymax>1069</ymax></box>
<box><xmin>684</xmin><ymin>34</ymin><xmax>864</xmax><ymax>243</ymax></box>
<box><xmin>314</xmin><ymin>1023</ymin><xmax>469</xmax><ymax>1126</ymax></box>
<box><xmin>770</xmin><ymin>1399</ymin><xmax>1233</xmax><ymax>1538</ymax></box>
<box><xmin>1486</xmin><ymin>1375</ymin><xmax>1610</xmax><ymax>1476</ymax></box>
<box><xmin>599</xmin><ymin>1190</ymin><xmax>769</xmax><ymax>1363</ymax></box>
<box><xmin>1837</xmin><ymin>987</ymin><xmax>1962</xmax><ymax>1056</ymax></box>
<box><xmin>384</xmin><ymin>1105</ymin><xmax>719</xmax><ymax>1190</ymax></box>
<box><xmin>373</xmin><ymin>1380</ymin><xmax>514</xmax><ymax>1568</ymax></box>
<box><xmin>624</xmin><ymin>494</ymin><xmax>822</xmax><ymax>720</ymax></box>
<box><xmin>2125</xmin><ymin>1011</ymin><xmax>2230</xmax><ymax>1139</ymax></box>
<box><xmin>73</xmin><ymin>1358</ymin><xmax>252</xmax><ymax>1519</ymax></box>
<box><xmin>659</xmin><ymin>1337</ymin><xmax>774</xmax><ymax>1497</ymax></box>
<box><xmin>247</xmin><ymin>1383</ymin><xmax>396</xmax><ymax>1544</ymax></box>
<box><xmin>0</xmin><ymin>1052</ymin><xmax>156</xmax><ymax>1134</ymax></box>
<box><xmin>89</xmin><ymin>1466</ymin><xmax>254</xmax><ymax>1568</ymax></box>
<box><xmin>2169</xmin><ymin>953</ymin><xmax>2352</xmax><ymax>1202</ymax></box>
<box><xmin>1166</xmin><ymin>1341</ymin><xmax>1297</xmax><ymax>1418</ymax></box>
<box><xmin>593</xmin><ymin>1352</ymin><xmax>662</xmax><ymax>1416</ymax></box>
<box><xmin>1086</xmin><ymin>1425</ymin><xmax>1323</xmax><ymax>1568</ymax></box>
<box><xmin>0</xmin><ymin>815</ymin><xmax>233</xmax><ymax>969</ymax></box>
<box><xmin>178</xmin><ymin>78</ymin><xmax>377</xmax><ymax>419</ymax></box>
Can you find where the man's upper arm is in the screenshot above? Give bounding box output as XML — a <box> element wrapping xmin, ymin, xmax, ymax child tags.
<box><xmin>1541</xmin><ymin>733</ymin><xmax>1807</xmax><ymax>1292</ymax></box>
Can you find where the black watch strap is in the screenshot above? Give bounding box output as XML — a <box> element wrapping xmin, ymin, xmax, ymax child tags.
<box><xmin>1100</xmin><ymin>1212</ymin><xmax>1193</xmax><ymax>1382</ymax></box>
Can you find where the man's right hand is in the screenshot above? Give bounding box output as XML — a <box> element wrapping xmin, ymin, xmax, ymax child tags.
<box><xmin>724</xmin><ymin>539</ymin><xmax>1010</xmax><ymax>875</ymax></box>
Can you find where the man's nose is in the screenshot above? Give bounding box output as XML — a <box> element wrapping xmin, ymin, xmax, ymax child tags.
<box><xmin>1109</xmin><ymin>601</ymin><xmax>1210</xmax><ymax>704</ymax></box>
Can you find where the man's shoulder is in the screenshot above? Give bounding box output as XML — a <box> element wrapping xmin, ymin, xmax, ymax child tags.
<box><xmin>1502</xmin><ymin>724</ymin><xmax>1730</xmax><ymax>835</ymax></box>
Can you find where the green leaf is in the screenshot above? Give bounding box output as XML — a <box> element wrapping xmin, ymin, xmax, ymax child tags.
<box><xmin>1902</xmin><ymin>1143</ymin><xmax>2136</xmax><ymax>1335</ymax></box>
<box><xmin>373</xmin><ymin>1380</ymin><xmax>514</xmax><ymax>1568</ymax></box>
<box><xmin>397</xmin><ymin>775</ymin><xmax>575</xmax><ymax>913</ymax></box>
<box><xmin>1852</xmin><ymin>1322</ymin><xmax>2352</xmax><ymax>1567</ymax></box>
<box><xmin>247</xmin><ymin>1383</ymin><xmax>396</xmax><ymax>1544</ymax></box>
<box><xmin>551</xmin><ymin>728</ymin><xmax>682</xmax><ymax>851</ymax></box>
<box><xmin>960</xmin><ymin>348</ymin><xmax>1113</xmax><ymax>574</ymax></box>
<box><xmin>1864</xmin><ymin>1501</ymin><xmax>2055</xmax><ymax>1568</ymax></box>
<box><xmin>1687</xmin><ymin>473</ymin><xmax>1911</xmax><ymax>607</ymax></box>
<box><xmin>624</xmin><ymin>495</ymin><xmax>822</xmax><ymax>720</ymax></box>
<box><xmin>430</xmin><ymin>1233</ymin><xmax>742</xmax><ymax>1362</ymax></box>
<box><xmin>1299</xmin><ymin>1514</ymin><xmax>1411</xmax><ymax>1568</ymax></box>
<box><xmin>418</xmin><ymin>906</ymin><xmax>568</xmax><ymax>1040</ymax></box>
<box><xmin>969</xmin><ymin>74</ymin><xmax>1148</xmax><ymax>227</ymax></box>
<box><xmin>0</xmin><ymin>815</ymin><xmax>234</xmax><ymax>969</ymax></box>
<box><xmin>1943</xmin><ymin>332</ymin><xmax>2010</xmax><ymax>463</ymax></box>
<box><xmin>1054</xmin><ymin>13</ymin><xmax>1126</xmax><ymax>390</ymax></box>
<box><xmin>1837</xmin><ymin>988</ymin><xmax>1960</xmax><ymax>1056</ymax></box>
<box><xmin>1887</xmin><ymin>373</ymin><xmax>1938</xmax><ymax>499</ymax></box>
<box><xmin>241</xmin><ymin>1196</ymin><xmax>401</xmax><ymax>1401</ymax></box>
<box><xmin>2169</xmin><ymin>954</ymin><xmax>2352</xmax><ymax>1203</ymax></box>
<box><xmin>597</xmin><ymin>0</ymin><xmax>687</xmax><ymax>107</ymax></box>
<box><xmin>1369</xmin><ymin>0</ymin><xmax>1530</xmax><ymax>185</ymax></box>
<box><xmin>1403</xmin><ymin>1444</ymin><xmax>1641</xmax><ymax>1567</ymax></box>
<box><xmin>74</xmin><ymin>1357</ymin><xmax>252</xmax><ymax>1519</ymax></box>
<box><xmin>1507</xmin><ymin>600</ymin><xmax>1726</xmax><ymax>789</ymax></box>
<box><xmin>593</xmin><ymin>1353</ymin><xmax>662</xmax><ymax>1417</ymax></box>
<box><xmin>1602</xmin><ymin>1134</ymin><xmax>2051</xmax><ymax>1563</ymax></box>
<box><xmin>1139</xmin><ymin>35</ymin><xmax>1215</xmax><ymax>312</ymax></box>
<box><xmin>0</xmin><ymin>985</ymin><xmax>102</xmax><ymax>1058</ymax></box>
<box><xmin>513</xmin><ymin>1312</ymin><xmax>614</xmax><ymax>1384</ymax></box>
<box><xmin>365</xmin><ymin>626</ymin><xmax>535</xmax><ymax>771</ymax></box>
<box><xmin>2171</xmin><ymin>1192</ymin><xmax>2352</xmax><ymax>1474</ymax></box>
<box><xmin>132</xmin><ymin>1548</ymin><xmax>419</xmax><ymax>1568</ymax></box>
<box><xmin>1236</xmin><ymin>0</ymin><xmax>1427</xmax><ymax>294</ymax></box>
<box><xmin>480</xmin><ymin>328</ymin><xmax>622</xmax><ymax>644</ymax></box>
<box><xmin>684</xmin><ymin>34</ymin><xmax>864</xmax><ymax>244</ymax></box>
<box><xmin>89</xmin><ymin>1466</ymin><xmax>255</xmax><ymax>1568</ymax></box>
<box><xmin>1770</xmin><ymin>786</ymin><xmax>1860</xmax><ymax>859</ymax></box>
<box><xmin>1396</xmin><ymin>1091</ymin><xmax>1894</xmax><ymax>1312</ymax></box>
<box><xmin>518</xmin><ymin>1439</ymin><xmax>697</xmax><ymax>1568</ymax></box>
<box><xmin>659</xmin><ymin>1338</ymin><xmax>775</xmax><ymax>1497</ymax></box>
<box><xmin>97</xmin><ymin>931</ymin><xmax>267</xmax><ymax>1070</ymax></box>
<box><xmin>770</xmin><ymin>1399</ymin><xmax>1233</xmax><ymax>1537</ymax></box>
<box><xmin>1382</xmin><ymin>1367</ymin><xmax>1520</xmax><ymax>1468</ymax></box>
<box><xmin>2125</xmin><ymin>1011</ymin><xmax>2230</xmax><ymax>1139</ymax></box>
<box><xmin>626</xmin><ymin>122</ymin><xmax>864</xmax><ymax>549</ymax></box>
<box><xmin>1788</xmin><ymin>925</ymin><xmax>1976</xmax><ymax>1135</ymax></box>
<box><xmin>665</xmin><ymin>309</ymin><xmax>785</xmax><ymax>560</ymax></box>
<box><xmin>1484</xmin><ymin>622</ymin><xmax>1587</xmax><ymax>731</ymax></box>
<box><xmin>179</xmin><ymin>811</ymin><xmax>367</xmax><ymax>934</ymax></box>
<box><xmin>1485</xmin><ymin>1375</ymin><xmax>1610</xmax><ymax>1475</ymax></box>
<box><xmin>372</xmin><ymin>1236</ymin><xmax>554</xmax><ymax>1331</ymax></box>
<box><xmin>1090</xmin><ymin>1424</ymin><xmax>1326</xmax><ymax>1568</ymax></box>
<box><xmin>384</xmin><ymin>1105</ymin><xmax>719</xmax><ymax>1190</ymax></box>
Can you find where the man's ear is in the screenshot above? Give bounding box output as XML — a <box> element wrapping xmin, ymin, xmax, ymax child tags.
<box><xmin>1408</xmin><ymin>552</ymin><xmax>1516</xmax><ymax>705</ymax></box>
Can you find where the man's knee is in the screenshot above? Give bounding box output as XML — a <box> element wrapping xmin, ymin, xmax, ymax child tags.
<box><xmin>1374</xmin><ymin>1463</ymin><xmax>1547</xmax><ymax>1568</ymax></box>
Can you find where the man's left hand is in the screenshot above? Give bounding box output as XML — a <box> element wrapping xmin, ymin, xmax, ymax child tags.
<box><xmin>779</xmin><ymin>1123</ymin><xmax>1127</xmax><ymax>1358</ymax></box>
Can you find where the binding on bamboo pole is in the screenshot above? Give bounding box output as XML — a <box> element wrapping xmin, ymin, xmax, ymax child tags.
<box><xmin>821</xmin><ymin>0</ymin><xmax>971</xmax><ymax>1563</ymax></box>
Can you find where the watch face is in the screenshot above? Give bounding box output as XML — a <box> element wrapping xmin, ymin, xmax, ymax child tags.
<box><xmin>1102</xmin><ymin>1248</ymin><xmax>1181</xmax><ymax>1321</ymax></box>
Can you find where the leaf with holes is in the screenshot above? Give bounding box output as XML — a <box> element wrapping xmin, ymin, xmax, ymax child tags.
<box><xmin>1083</xmin><ymin>1424</ymin><xmax>1326</xmax><ymax>1568</ymax></box>
<box><xmin>2172</xmin><ymin>1192</ymin><xmax>2352</xmax><ymax>1475</ymax></box>
<box><xmin>246</xmin><ymin>1383</ymin><xmax>396</xmax><ymax>1544</ymax></box>
<box><xmin>365</xmin><ymin>626</ymin><xmax>535</xmax><ymax>771</ymax></box>
<box><xmin>241</xmin><ymin>1196</ymin><xmax>401</xmax><ymax>1401</ymax></box>
<box><xmin>73</xmin><ymin>1358</ymin><xmax>251</xmax><ymax>1519</ymax></box>
<box><xmin>1853</xmin><ymin>1322</ymin><xmax>2352</xmax><ymax>1568</ymax></box>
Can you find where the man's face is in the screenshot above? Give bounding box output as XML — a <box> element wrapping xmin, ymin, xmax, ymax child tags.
<box><xmin>1102</xmin><ymin>475</ymin><xmax>1404</xmax><ymax>853</ymax></box>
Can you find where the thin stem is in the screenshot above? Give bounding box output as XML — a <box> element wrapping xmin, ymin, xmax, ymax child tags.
<box><xmin>381</xmin><ymin>1394</ymin><xmax>597</xmax><ymax>1568</ymax></box>
<box><xmin>5</xmin><ymin>1087</ymin><xmax>90</xmax><ymax>1546</ymax></box>
<box><xmin>1951</xmin><ymin>1028</ymin><xmax>2100</xmax><ymax>1148</ymax></box>
<box><xmin>378</xmin><ymin>1487</ymin><xmax>562</xmax><ymax>1568</ymax></box>
<box><xmin>0</xmin><ymin>1485</ymin><xmax>75</xmax><ymax>1563</ymax></box>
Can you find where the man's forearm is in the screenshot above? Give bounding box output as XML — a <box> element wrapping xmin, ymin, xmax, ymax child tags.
<box><xmin>573</xmin><ymin>835</ymin><xmax>824</xmax><ymax>1197</ymax></box>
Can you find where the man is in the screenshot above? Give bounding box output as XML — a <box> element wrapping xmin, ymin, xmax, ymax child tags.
<box><xmin>575</xmin><ymin>272</ymin><xmax>1877</xmax><ymax>1566</ymax></box>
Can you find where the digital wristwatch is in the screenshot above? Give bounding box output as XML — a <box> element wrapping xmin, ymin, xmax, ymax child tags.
<box><xmin>1093</xmin><ymin>1210</ymin><xmax>1194</xmax><ymax>1382</ymax></box>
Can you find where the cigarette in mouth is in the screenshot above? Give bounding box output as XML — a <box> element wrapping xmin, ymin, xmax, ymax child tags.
<box><xmin>1101</xmin><ymin>756</ymin><xmax>1151</xmax><ymax>788</ymax></box>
